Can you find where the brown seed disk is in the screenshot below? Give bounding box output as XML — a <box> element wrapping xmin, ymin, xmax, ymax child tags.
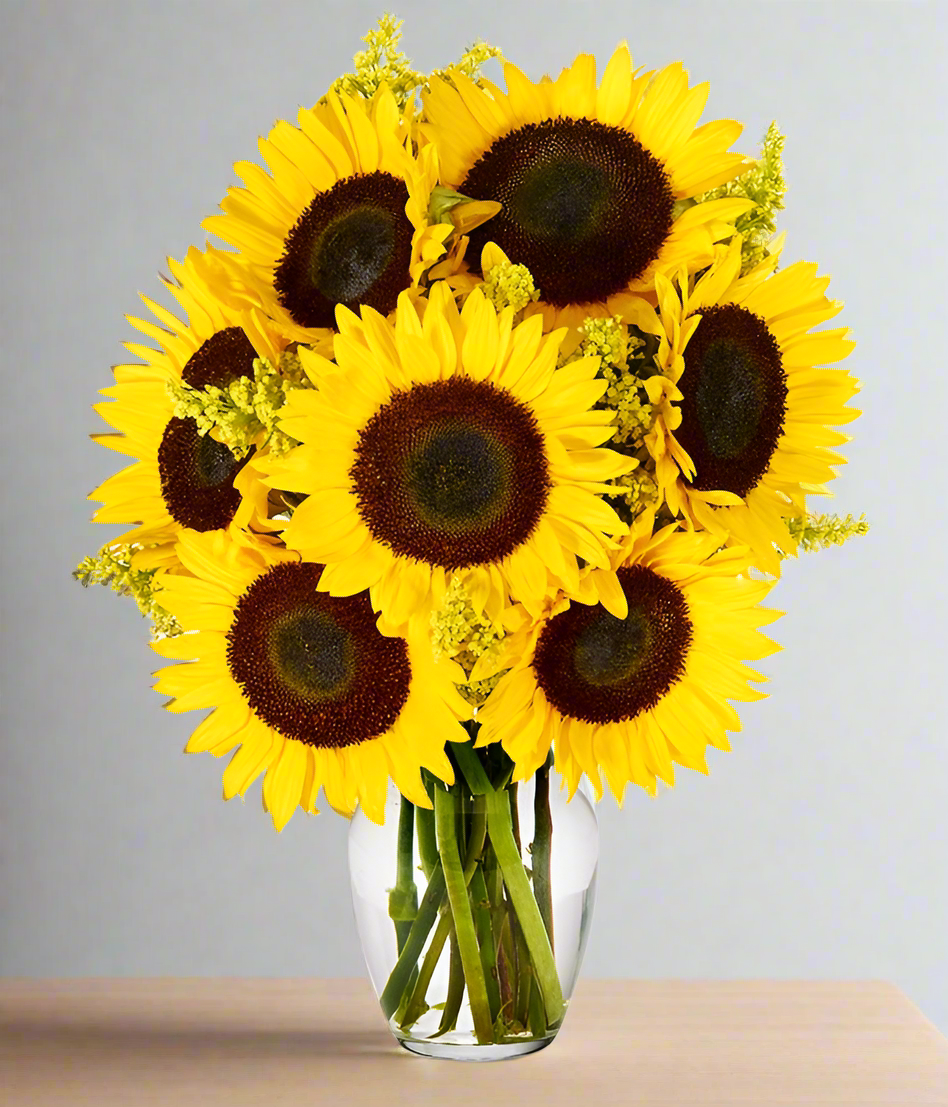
<box><xmin>461</xmin><ymin>117</ymin><xmax>675</xmax><ymax>307</ymax></box>
<box><xmin>226</xmin><ymin>561</ymin><xmax>412</xmax><ymax>749</ymax></box>
<box><xmin>157</xmin><ymin>418</ymin><xmax>246</xmax><ymax>532</ymax></box>
<box><xmin>675</xmin><ymin>303</ymin><xmax>788</xmax><ymax>498</ymax></box>
<box><xmin>532</xmin><ymin>565</ymin><xmax>693</xmax><ymax>724</ymax></box>
<box><xmin>274</xmin><ymin>171</ymin><xmax>414</xmax><ymax>330</ymax></box>
<box><xmin>182</xmin><ymin>327</ymin><xmax>259</xmax><ymax>389</ymax></box>
<box><xmin>350</xmin><ymin>376</ymin><xmax>551</xmax><ymax>570</ymax></box>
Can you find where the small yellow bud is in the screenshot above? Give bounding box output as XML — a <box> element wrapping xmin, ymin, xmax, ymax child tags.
<box><xmin>698</xmin><ymin>121</ymin><xmax>786</xmax><ymax>274</ymax></box>
<box><xmin>329</xmin><ymin>15</ymin><xmax>425</xmax><ymax>109</ymax></box>
<box><xmin>430</xmin><ymin>577</ymin><xmax>504</xmax><ymax>703</ymax></box>
<box><xmin>165</xmin><ymin>352</ymin><xmax>314</xmax><ymax>461</ymax></box>
<box><xmin>73</xmin><ymin>543</ymin><xmax>181</xmax><ymax>638</ymax></box>
<box><xmin>482</xmin><ymin>259</ymin><xmax>540</xmax><ymax>314</ymax></box>
<box><xmin>611</xmin><ymin>468</ymin><xmax>659</xmax><ymax>514</ymax></box>
<box><xmin>787</xmin><ymin>512</ymin><xmax>869</xmax><ymax>555</ymax></box>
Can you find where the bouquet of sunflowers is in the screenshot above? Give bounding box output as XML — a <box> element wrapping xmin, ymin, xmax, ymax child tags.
<box><xmin>77</xmin><ymin>17</ymin><xmax>866</xmax><ymax>1057</ymax></box>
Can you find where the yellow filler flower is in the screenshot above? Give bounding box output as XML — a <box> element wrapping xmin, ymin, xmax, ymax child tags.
<box><xmin>477</xmin><ymin>518</ymin><xmax>781</xmax><ymax>802</ymax></box>
<box><xmin>265</xmin><ymin>284</ymin><xmax>635</xmax><ymax>634</ymax></box>
<box><xmin>152</xmin><ymin>530</ymin><xmax>468</xmax><ymax>829</ymax></box>
<box><xmin>203</xmin><ymin>86</ymin><xmax>449</xmax><ymax>348</ymax></box>
<box><xmin>647</xmin><ymin>237</ymin><xmax>860</xmax><ymax>573</ymax></box>
<box><xmin>421</xmin><ymin>44</ymin><xmax>754</xmax><ymax>329</ymax></box>
<box><xmin>89</xmin><ymin>246</ymin><xmax>283</xmax><ymax>570</ymax></box>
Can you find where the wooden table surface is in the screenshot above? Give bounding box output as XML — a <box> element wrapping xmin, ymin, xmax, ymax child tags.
<box><xmin>2</xmin><ymin>979</ymin><xmax>946</xmax><ymax>1105</ymax></box>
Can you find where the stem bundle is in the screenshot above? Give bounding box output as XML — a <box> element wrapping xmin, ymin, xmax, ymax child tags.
<box><xmin>381</xmin><ymin>733</ymin><xmax>564</xmax><ymax>1044</ymax></box>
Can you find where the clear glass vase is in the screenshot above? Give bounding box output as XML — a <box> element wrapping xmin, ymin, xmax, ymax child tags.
<box><xmin>348</xmin><ymin>743</ymin><xmax>598</xmax><ymax>1061</ymax></box>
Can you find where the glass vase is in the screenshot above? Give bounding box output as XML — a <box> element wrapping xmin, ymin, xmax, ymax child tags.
<box><xmin>348</xmin><ymin>742</ymin><xmax>598</xmax><ymax>1061</ymax></box>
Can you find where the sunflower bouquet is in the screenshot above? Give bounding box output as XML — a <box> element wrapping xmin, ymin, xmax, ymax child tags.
<box><xmin>77</xmin><ymin>17</ymin><xmax>866</xmax><ymax>1058</ymax></box>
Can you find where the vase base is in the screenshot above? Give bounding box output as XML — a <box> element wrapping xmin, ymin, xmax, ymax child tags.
<box><xmin>397</xmin><ymin>1034</ymin><xmax>555</xmax><ymax>1063</ymax></box>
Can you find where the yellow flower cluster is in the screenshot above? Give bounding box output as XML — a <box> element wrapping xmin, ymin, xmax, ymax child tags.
<box><xmin>80</xmin><ymin>15</ymin><xmax>867</xmax><ymax>850</ymax></box>
<box><xmin>565</xmin><ymin>315</ymin><xmax>657</xmax><ymax>516</ymax></box>
<box><xmin>74</xmin><ymin>544</ymin><xmax>181</xmax><ymax>638</ymax></box>
<box><xmin>699</xmin><ymin>121</ymin><xmax>787</xmax><ymax>273</ymax></box>
<box><xmin>580</xmin><ymin>317</ymin><xmax>654</xmax><ymax>446</ymax></box>
<box><xmin>787</xmin><ymin>513</ymin><xmax>870</xmax><ymax>554</ymax></box>
<box><xmin>430</xmin><ymin>578</ymin><xmax>505</xmax><ymax>707</ymax></box>
<box><xmin>578</xmin><ymin>315</ymin><xmax>628</xmax><ymax>367</ymax></box>
<box><xmin>330</xmin><ymin>14</ymin><xmax>501</xmax><ymax>110</ymax></box>
<box><xmin>610</xmin><ymin>467</ymin><xmax>659</xmax><ymax>514</ymax></box>
<box><xmin>430</xmin><ymin>41</ymin><xmax>503</xmax><ymax>87</ymax></box>
<box><xmin>167</xmin><ymin>350</ymin><xmax>307</xmax><ymax>459</ymax></box>
<box><xmin>329</xmin><ymin>14</ymin><xmax>424</xmax><ymax>108</ymax></box>
<box><xmin>481</xmin><ymin>258</ymin><xmax>540</xmax><ymax>314</ymax></box>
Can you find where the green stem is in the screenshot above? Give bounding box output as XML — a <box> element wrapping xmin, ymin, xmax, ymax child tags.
<box><xmin>527</xmin><ymin>976</ymin><xmax>546</xmax><ymax>1039</ymax></box>
<box><xmin>514</xmin><ymin>920</ymin><xmax>531</xmax><ymax>1028</ymax></box>
<box><xmin>509</xmin><ymin>783</ymin><xmax>521</xmax><ymax>852</ymax></box>
<box><xmin>485</xmin><ymin>787</ymin><xmax>565</xmax><ymax>1030</ymax></box>
<box><xmin>434</xmin><ymin>931</ymin><xmax>464</xmax><ymax>1036</ymax></box>
<box><xmin>379</xmin><ymin>861</ymin><xmax>446</xmax><ymax>1019</ymax></box>
<box><xmin>496</xmin><ymin>908</ymin><xmax>515</xmax><ymax>1020</ymax></box>
<box><xmin>434</xmin><ymin>786</ymin><xmax>494</xmax><ymax>1045</ymax></box>
<box><xmin>464</xmin><ymin>798</ymin><xmax>487</xmax><ymax>879</ymax></box>
<box><xmin>390</xmin><ymin>797</ymin><xmax>418</xmax><ymax>955</ymax></box>
<box><xmin>506</xmin><ymin>782</ymin><xmax>527</xmax><ymax>1026</ymax></box>
<box><xmin>452</xmin><ymin>740</ymin><xmax>493</xmax><ymax>796</ymax></box>
<box><xmin>484</xmin><ymin>841</ymin><xmax>513</xmax><ymax>1018</ymax></box>
<box><xmin>469</xmin><ymin>864</ymin><xmax>501</xmax><ymax>1024</ymax></box>
<box><xmin>399</xmin><ymin>798</ymin><xmax>488</xmax><ymax>1031</ymax></box>
<box><xmin>532</xmin><ymin>760</ymin><xmax>554</xmax><ymax>950</ymax></box>
<box><xmin>416</xmin><ymin>802</ymin><xmax>438</xmax><ymax>881</ymax></box>
<box><xmin>400</xmin><ymin>909</ymin><xmax>453</xmax><ymax>1030</ymax></box>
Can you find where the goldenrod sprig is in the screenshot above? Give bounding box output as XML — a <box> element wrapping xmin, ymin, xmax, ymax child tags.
<box><xmin>611</xmin><ymin>469</ymin><xmax>659</xmax><ymax>514</ymax></box>
<box><xmin>330</xmin><ymin>15</ymin><xmax>502</xmax><ymax>110</ymax></box>
<box><xmin>580</xmin><ymin>317</ymin><xmax>654</xmax><ymax>447</ymax></box>
<box><xmin>167</xmin><ymin>350</ymin><xmax>309</xmax><ymax>460</ymax></box>
<box><xmin>481</xmin><ymin>258</ymin><xmax>540</xmax><ymax>314</ymax></box>
<box><xmin>572</xmin><ymin>317</ymin><xmax>659</xmax><ymax>517</ymax></box>
<box><xmin>787</xmin><ymin>512</ymin><xmax>870</xmax><ymax>554</ymax></box>
<box><xmin>699</xmin><ymin>121</ymin><xmax>787</xmax><ymax>273</ymax></box>
<box><xmin>430</xmin><ymin>40</ymin><xmax>504</xmax><ymax>87</ymax></box>
<box><xmin>74</xmin><ymin>543</ymin><xmax>182</xmax><ymax>638</ymax></box>
<box><xmin>330</xmin><ymin>14</ymin><xmax>425</xmax><ymax>108</ymax></box>
<box><xmin>431</xmin><ymin>577</ymin><xmax>504</xmax><ymax>706</ymax></box>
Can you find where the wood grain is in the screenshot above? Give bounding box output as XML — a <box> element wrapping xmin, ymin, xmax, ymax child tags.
<box><xmin>1</xmin><ymin>979</ymin><xmax>946</xmax><ymax>1105</ymax></box>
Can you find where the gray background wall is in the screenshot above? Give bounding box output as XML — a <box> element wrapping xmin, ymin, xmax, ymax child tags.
<box><xmin>3</xmin><ymin>0</ymin><xmax>947</xmax><ymax>1032</ymax></box>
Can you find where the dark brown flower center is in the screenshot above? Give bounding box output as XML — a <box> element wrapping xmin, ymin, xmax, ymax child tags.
<box><xmin>226</xmin><ymin>562</ymin><xmax>412</xmax><ymax>749</ymax></box>
<box><xmin>349</xmin><ymin>377</ymin><xmax>550</xmax><ymax>569</ymax></box>
<box><xmin>532</xmin><ymin>565</ymin><xmax>692</xmax><ymax>724</ymax></box>
<box><xmin>157</xmin><ymin>327</ymin><xmax>259</xmax><ymax>532</ymax></box>
<box><xmin>273</xmin><ymin>171</ymin><xmax>414</xmax><ymax>330</ymax></box>
<box><xmin>181</xmin><ymin>327</ymin><xmax>259</xmax><ymax>389</ymax></box>
<box><xmin>157</xmin><ymin>418</ymin><xmax>246</xmax><ymax>532</ymax></box>
<box><xmin>676</xmin><ymin>304</ymin><xmax>788</xmax><ymax>498</ymax></box>
<box><xmin>460</xmin><ymin>117</ymin><xmax>675</xmax><ymax>307</ymax></box>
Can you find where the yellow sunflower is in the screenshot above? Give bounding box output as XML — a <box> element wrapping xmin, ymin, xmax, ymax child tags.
<box><xmin>264</xmin><ymin>283</ymin><xmax>635</xmax><ymax>636</ymax></box>
<box><xmin>647</xmin><ymin>236</ymin><xmax>860</xmax><ymax>574</ymax></box>
<box><xmin>152</xmin><ymin>529</ymin><xmax>468</xmax><ymax>829</ymax></box>
<box><xmin>476</xmin><ymin>517</ymin><xmax>781</xmax><ymax>803</ymax></box>
<box><xmin>89</xmin><ymin>246</ymin><xmax>284</xmax><ymax>569</ymax></box>
<box><xmin>202</xmin><ymin>86</ymin><xmax>453</xmax><ymax>349</ymax></box>
<box><xmin>420</xmin><ymin>44</ymin><xmax>754</xmax><ymax>331</ymax></box>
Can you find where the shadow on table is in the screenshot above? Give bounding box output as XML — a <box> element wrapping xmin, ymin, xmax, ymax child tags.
<box><xmin>3</xmin><ymin>1019</ymin><xmax>399</xmax><ymax>1062</ymax></box>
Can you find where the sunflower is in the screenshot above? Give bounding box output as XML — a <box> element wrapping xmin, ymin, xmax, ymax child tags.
<box><xmin>89</xmin><ymin>246</ymin><xmax>283</xmax><ymax>568</ymax></box>
<box><xmin>263</xmin><ymin>282</ymin><xmax>635</xmax><ymax>636</ymax></box>
<box><xmin>152</xmin><ymin>529</ymin><xmax>467</xmax><ymax>829</ymax></box>
<box><xmin>202</xmin><ymin>86</ymin><xmax>454</xmax><ymax>349</ymax></box>
<box><xmin>420</xmin><ymin>44</ymin><xmax>754</xmax><ymax>331</ymax></box>
<box><xmin>646</xmin><ymin>236</ymin><xmax>860</xmax><ymax>574</ymax></box>
<box><xmin>476</xmin><ymin>517</ymin><xmax>781</xmax><ymax>802</ymax></box>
